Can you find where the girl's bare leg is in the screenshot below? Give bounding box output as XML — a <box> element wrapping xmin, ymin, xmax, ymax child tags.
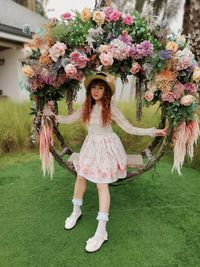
<box><xmin>85</xmin><ymin>183</ymin><xmax>110</xmax><ymax>251</ymax></box>
<box><xmin>95</xmin><ymin>183</ymin><xmax>110</xmax><ymax>236</ymax></box>
<box><xmin>96</xmin><ymin>183</ymin><xmax>110</xmax><ymax>213</ymax></box>
<box><xmin>65</xmin><ymin>176</ymin><xmax>87</xmax><ymax>229</ymax></box>
<box><xmin>73</xmin><ymin>175</ymin><xmax>87</xmax><ymax>199</ymax></box>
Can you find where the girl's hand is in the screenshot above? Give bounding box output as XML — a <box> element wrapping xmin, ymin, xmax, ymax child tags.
<box><xmin>43</xmin><ymin>106</ymin><xmax>55</xmax><ymax>117</ymax></box>
<box><xmin>154</xmin><ymin>127</ymin><xmax>168</xmax><ymax>137</ymax></box>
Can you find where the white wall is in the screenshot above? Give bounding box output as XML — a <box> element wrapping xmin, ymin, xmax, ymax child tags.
<box><xmin>0</xmin><ymin>47</ymin><xmax>29</xmax><ymax>102</ymax></box>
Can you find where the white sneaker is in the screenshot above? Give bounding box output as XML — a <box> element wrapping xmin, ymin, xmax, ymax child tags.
<box><xmin>85</xmin><ymin>232</ymin><xmax>108</xmax><ymax>253</ymax></box>
<box><xmin>64</xmin><ymin>212</ymin><xmax>82</xmax><ymax>230</ymax></box>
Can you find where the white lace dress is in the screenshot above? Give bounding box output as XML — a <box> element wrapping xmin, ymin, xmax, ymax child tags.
<box><xmin>56</xmin><ymin>102</ymin><xmax>157</xmax><ymax>184</ymax></box>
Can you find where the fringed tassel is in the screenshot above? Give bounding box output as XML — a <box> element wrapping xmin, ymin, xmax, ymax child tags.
<box><xmin>39</xmin><ymin>116</ymin><xmax>54</xmax><ymax>178</ymax></box>
<box><xmin>172</xmin><ymin>117</ymin><xmax>200</xmax><ymax>175</ymax></box>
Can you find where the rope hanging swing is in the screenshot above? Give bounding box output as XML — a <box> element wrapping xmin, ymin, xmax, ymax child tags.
<box><xmin>22</xmin><ymin>0</ymin><xmax>200</xmax><ymax>185</ymax></box>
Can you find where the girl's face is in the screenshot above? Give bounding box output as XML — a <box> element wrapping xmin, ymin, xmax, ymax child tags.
<box><xmin>91</xmin><ymin>82</ymin><xmax>105</xmax><ymax>101</ymax></box>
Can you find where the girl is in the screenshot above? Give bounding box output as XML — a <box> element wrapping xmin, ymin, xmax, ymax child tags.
<box><xmin>44</xmin><ymin>72</ymin><xmax>167</xmax><ymax>253</ymax></box>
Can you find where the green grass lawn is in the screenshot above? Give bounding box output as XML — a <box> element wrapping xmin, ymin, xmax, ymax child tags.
<box><xmin>0</xmin><ymin>152</ymin><xmax>200</xmax><ymax>267</ymax></box>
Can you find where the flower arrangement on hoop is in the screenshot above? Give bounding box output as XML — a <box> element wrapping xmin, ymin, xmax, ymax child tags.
<box><xmin>21</xmin><ymin>5</ymin><xmax>200</xmax><ymax>176</ymax></box>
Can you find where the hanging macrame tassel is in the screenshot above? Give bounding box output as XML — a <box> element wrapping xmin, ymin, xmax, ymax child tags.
<box><xmin>172</xmin><ymin>117</ymin><xmax>200</xmax><ymax>175</ymax></box>
<box><xmin>39</xmin><ymin>116</ymin><xmax>54</xmax><ymax>178</ymax></box>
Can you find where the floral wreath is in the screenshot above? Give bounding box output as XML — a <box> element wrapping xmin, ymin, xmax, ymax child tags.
<box><xmin>21</xmin><ymin>2</ymin><xmax>200</xmax><ymax>179</ymax></box>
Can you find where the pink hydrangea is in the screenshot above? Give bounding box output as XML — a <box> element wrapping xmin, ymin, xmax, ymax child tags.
<box><xmin>104</xmin><ymin>7</ymin><xmax>114</xmax><ymax>21</ymax></box>
<box><xmin>130</xmin><ymin>41</ymin><xmax>154</xmax><ymax>60</ymax></box>
<box><xmin>175</xmin><ymin>48</ymin><xmax>195</xmax><ymax>71</ymax></box>
<box><xmin>110</xmin><ymin>39</ymin><xmax>130</xmax><ymax>61</ymax></box>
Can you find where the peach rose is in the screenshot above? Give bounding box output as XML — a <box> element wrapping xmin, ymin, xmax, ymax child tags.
<box><xmin>81</xmin><ymin>7</ymin><xmax>92</xmax><ymax>22</ymax></box>
<box><xmin>39</xmin><ymin>54</ymin><xmax>52</xmax><ymax>65</ymax></box>
<box><xmin>130</xmin><ymin>62</ymin><xmax>141</xmax><ymax>75</ymax></box>
<box><xmin>22</xmin><ymin>65</ymin><xmax>35</xmax><ymax>78</ymax></box>
<box><xmin>64</xmin><ymin>64</ymin><xmax>77</xmax><ymax>77</ymax></box>
<box><xmin>192</xmin><ymin>67</ymin><xmax>200</xmax><ymax>83</ymax></box>
<box><xmin>93</xmin><ymin>11</ymin><xmax>106</xmax><ymax>25</ymax></box>
<box><xmin>180</xmin><ymin>95</ymin><xmax>194</xmax><ymax>106</ymax></box>
<box><xmin>98</xmin><ymin>45</ymin><xmax>111</xmax><ymax>54</ymax></box>
<box><xmin>49</xmin><ymin>41</ymin><xmax>67</xmax><ymax>62</ymax></box>
<box><xmin>99</xmin><ymin>53</ymin><xmax>114</xmax><ymax>66</ymax></box>
<box><xmin>144</xmin><ymin>90</ymin><xmax>154</xmax><ymax>102</ymax></box>
<box><xmin>166</xmin><ymin>41</ymin><xmax>178</xmax><ymax>52</ymax></box>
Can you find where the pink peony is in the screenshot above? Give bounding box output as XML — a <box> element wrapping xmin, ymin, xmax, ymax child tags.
<box><xmin>61</xmin><ymin>12</ymin><xmax>73</xmax><ymax>20</ymax></box>
<box><xmin>161</xmin><ymin>92</ymin><xmax>175</xmax><ymax>103</ymax></box>
<box><xmin>184</xmin><ymin>83</ymin><xmax>197</xmax><ymax>94</ymax></box>
<box><xmin>123</xmin><ymin>15</ymin><xmax>134</xmax><ymax>25</ymax></box>
<box><xmin>99</xmin><ymin>53</ymin><xmax>114</xmax><ymax>66</ymax></box>
<box><xmin>130</xmin><ymin>62</ymin><xmax>141</xmax><ymax>75</ymax></box>
<box><xmin>73</xmin><ymin>70</ymin><xmax>84</xmax><ymax>81</ymax></box>
<box><xmin>180</xmin><ymin>95</ymin><xmax>194</xmax><ymax>106</ymax></box>
<box><xmin>69</xmin><ymin>51</ymin><xmax>88</xmax><ymax>69</ymax></box>
<box><xmin>144</xmin><ymin>91</ymin><xmax>154</xmax><ymax>102</ymax></box>
<box><xmin>173</xmin><ymin>83</ymin><xmax>185</xmax><ymax>99</ymax></box>
<box><xmin>49</xmin><ymin>41</ymin><xmax>67</xmax><ymax>62</ymax></box>
<box><xmin>109</xmin><ymin>10</ymin><xmax>121</xmax><ymax>22</ymax></box>
<box><xmin>64</xmin><ymin>64</ymin><xmax>77</xmax><ymax>77</ymax></box>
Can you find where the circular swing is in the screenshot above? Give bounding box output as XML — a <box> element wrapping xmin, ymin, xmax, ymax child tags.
<box><xmin>50</xmin><ymin>104</ymin><xmax>173</xmax><ymax>186</ymax></box>
<box><xmin>23</xmin><ymin>0</ymin><xmax>199</xmax><ymax>184</ymax></box>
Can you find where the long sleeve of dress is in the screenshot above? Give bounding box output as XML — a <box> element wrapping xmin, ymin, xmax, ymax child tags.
<box><xmin>111</xmin><ymin>103</ymin><xmax>157</xmax><ymax>137</ymax></box>
<box><xmin>56</xmin><ymin>108</ymin><xmax>82</xmax><ymax>124</ymax></box>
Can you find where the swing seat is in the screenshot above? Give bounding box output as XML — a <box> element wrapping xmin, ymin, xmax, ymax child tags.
<box><xmin>67</xmin><ymin>153</ymin><xmax>144</xmax><ymax>169</ymax></box>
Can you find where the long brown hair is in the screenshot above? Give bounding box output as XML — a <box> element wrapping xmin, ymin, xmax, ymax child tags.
<box><xmin>82</xmin><ymin>79</ymin><xmax>112</xmax><ymax>126</ymax></box>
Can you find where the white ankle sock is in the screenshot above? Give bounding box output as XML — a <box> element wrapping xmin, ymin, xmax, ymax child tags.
<box><xmin>71</xmin><ymin>198</ymin><xmax>83</xmax><ymax>216</ymax></box>
<box><xmin>95</xmin><ymin>211</ymin><xmax>109</xmax><ymax>237</ymax></box>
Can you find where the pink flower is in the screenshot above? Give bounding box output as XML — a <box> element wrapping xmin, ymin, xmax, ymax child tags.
<box><xmin>73</xmin><ymin>70</ymin><xmax>84</xmax><ymax>81</ymax></box>
<box><xmin>161</xmin><ymin>92</ymin><xmax>175</xmax><ymax>103</ymax></box>
<box><xmin>64</xmin><ymin>64</ymin><xmax>77</xmax><ymax>77</ymax></box>
<box><xmin>98</xmin><ymin>45</ymin><xmax>111</xmax><ymax>54</ymax></box>
<box><xmin>144</xmin><ymin>91</ymin><xmax>154</xmax><ymax>102</ymax></box>
<box><xmin>184</xmin><ymin>83</ymin><xmax>197</xmax><ymax>94</ymax></box>
<box><xmin>99</xmin><ymin>53</ymin><xmax>114</xmax><ymax>66</ymax></box>
<box><xmin>173</xmin><ymin>83</ymin><xmax>185</xmax><ymax>99</ymax></box>
<box><xmin>180</xmin><ymin>95</ymin><xmax>194</xmax><ymax>106</ymax></box>
<box><xmin>130</xmin><ymin>62</ymin><xmax>141</xmax><ymax>74</ymax></box>
<box><xmin>69</xmin><ymin>51</ymin><xmax>88</xmax><ymax>69</ymax></box>
<box><xmin>109</xmin><ymin>10</ymin><xmax>121</xmax><ymax>22</ymax></box>
<box><xmin>61</xmin><ymin>12</ymin><xmax>73</xmax><ymax>20</ymax></box>
<box><xmin>123</xmin><ymin>15</ymin><xmax>134</xmax><ymax>25</ymax></box>
<box><xmin>49</xmin><ymin>41</ymin><xmax>67</xmax><ymax>62</ymax></box>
